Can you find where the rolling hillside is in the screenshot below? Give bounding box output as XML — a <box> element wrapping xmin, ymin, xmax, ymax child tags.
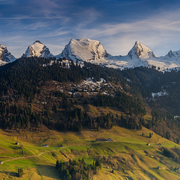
<box><xmin>0</xmin><ymin>57</ymin><xmax>180</xmax><ymax>179</ymax></box>
<box><xmin>0</xmin><ymin>125</ymin><xmax>180</xmax><ymax>179</ymax></box>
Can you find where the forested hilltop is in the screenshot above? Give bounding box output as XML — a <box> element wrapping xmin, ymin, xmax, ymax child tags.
<box><xmin>0</xmin><ymin>57</ymin><xmax>180</xmax><ymax>143</ymax></box>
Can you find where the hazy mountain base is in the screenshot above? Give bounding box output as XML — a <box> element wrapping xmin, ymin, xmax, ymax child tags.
<box><xmin>0</xmin><ymin>125</ymin><xmax>180</xmax><ymax>179</ymax></box>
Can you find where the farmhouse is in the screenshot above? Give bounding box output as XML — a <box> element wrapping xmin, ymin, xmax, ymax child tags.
<box><xmin>42</xmin><ymin>144</ymin><xmax>48</xmax><ymax>147</ymax></box>
<box><xmin>96</xmin><ymin>138</ymin><xmax>114</xmax><ymax>142</ymax></box>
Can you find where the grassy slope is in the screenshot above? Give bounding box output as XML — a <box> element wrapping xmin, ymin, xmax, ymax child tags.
<box><xmin>0</xmin><ymin>125</ymin><xmax>180</xmax><ymax>180</ymax></box>
<box><xmin>0</xmin><ymin>104</ymin><xmax>179</xmax><ymax>179</ymax></box>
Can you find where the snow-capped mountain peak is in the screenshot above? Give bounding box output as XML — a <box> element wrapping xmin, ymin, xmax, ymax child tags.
<box><xmin>5</xmin><ymin>38</ymin><xmax>180</xmax><ymax>72</ymax></box>
<box><xmin>128</xmin><ymin>41</ymin><xmax>157</xmax><ymax>59</ymax></box>
<box><xmin>0</xmin><ymin>44</ymin><xmax>16</xmax><ymax>64</ymax></box>
<box><xmin>33</xmin><ymin>40</ymin><xmax>43</xmax><ymax>44</ymax></box>
<box><xmin>57</xmin><ymin>38</ymin><xmax>109</xmax><ymax>63</ymax></box>
<box><xmin>22</xmin><ymin>40</ymin><xmax>53</xmax><ymax>58</ymax></box>
<box><xmin>166</xmin><ymin>50</ymin><xmax>180</xmax><ymax>58</ymax></box>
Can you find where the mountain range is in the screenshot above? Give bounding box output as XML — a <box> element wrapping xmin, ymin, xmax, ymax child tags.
<box><xmin>1</xmin><ymin>38</ymin><xmax>180</xmax><ymax>71</ymax></box>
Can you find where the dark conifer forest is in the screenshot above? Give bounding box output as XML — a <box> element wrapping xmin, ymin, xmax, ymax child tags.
<box><xmin>1</xmin><ymin>57</ymin><xmax>180</xmax><ymax>143</ymax></box>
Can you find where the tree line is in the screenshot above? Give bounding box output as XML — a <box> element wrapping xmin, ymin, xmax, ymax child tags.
<box><xmin>55</xmin><ymin>158</ymin><xmax>101</xmax><ymax>180</ymax></box>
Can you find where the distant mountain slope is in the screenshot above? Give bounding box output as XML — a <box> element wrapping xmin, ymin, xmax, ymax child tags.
<box><xmin>103</xmin><ymin>41</ymin><xmax>180</xmax><ymax>71</ymax></box>
<box><xmin>2</xmin><ymin>38</ymin><xmax>180</xmax><ymax>71</ymax></box>
<box><xmin>0</xmin><ymin>44</ymin><xmax>16</xmax><ymax>65</ymax></box>
<box><xmin>57</xmin><ymin>39</ymin><xmax>180</xmax><ymax>71</ymax></box>
<box><xmin>22</xmin><ymin>40</ymin><xmax>53</xmax><ymax>58</ymax></box>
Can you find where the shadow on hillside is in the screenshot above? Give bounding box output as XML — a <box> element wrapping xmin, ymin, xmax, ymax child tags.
<box><xmin>87</xmin><ymin>140</ymin><xmax>95</xmax><ymax>143</ymax></box>
<box><xmin>0</xmin><ymin>165</ymin><xmax>60</xmax><ymax>179</ymax></box>
<box><xmin>0</xmin><ymin>170</ymin><xmax>18</xmax><ymax>177</ymax></box>
<box><xmin>9</xmin><ymin>144</ymin><xmax>20</xmax><ymax>149</ymax></box>
<box><xmin>36</xmin><ymin>164</ymin><xmax>60</xmax><ymax>179</ymax></box>
<box><xmin>137</xmin><ymin>134</ymin><xmax>149</xmax><ymax>138</ymax></box>
<box><xmin>155</xmin><ymin>150</ymin><xmax>164</xmax><ymax>156</ymax></box>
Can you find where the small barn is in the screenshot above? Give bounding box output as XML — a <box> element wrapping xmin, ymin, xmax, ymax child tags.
<box><xmin>42</xmin><ymin>144</ymin><xmax>48</xmax><ymax>147</ymax></box>
<box><xmin>15</xmin><ymin>142</ymin><xmax>19</xmax><ymax>145</ymax></box>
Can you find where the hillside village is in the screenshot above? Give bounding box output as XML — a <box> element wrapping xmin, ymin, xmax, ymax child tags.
<box><xmin>33</xmin><ymin>77</ymin><xmax>119</xmax><ymax>107</ymax></box>
<box><xmin>43</xmin><ymin>59</ymin><xmax>84</xmax><ymax>69</ymax></box>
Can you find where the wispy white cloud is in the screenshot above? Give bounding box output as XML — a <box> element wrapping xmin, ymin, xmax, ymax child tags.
<box><xmin>73</xmin><ymin>8</ymin><xmax>101</xmax><ymax>27</ymax></box>
<box><xmin>25</xmin><ymin>22</ymin><xmax>48</xmax><ymax>30</ymax></box>
<box><xmin>0</xmin><ymin>15</ymin><xmax>30</xmax><ymax>20</ymax></box>
<box><xmin>45</xmin><ymin>28</ymin><xmax>71</xmax><ymax>37</ymax></box>
<box><xmin>0</xmin><ymin>0</ymin><xmax>15</xmax><ymax>4</ymax></box>
<box><xmin>74</xmin><ymin>16</ymin><xmax>180</xmax><ymax>37</ymax></box>
<box><xmin>0</xmin><ymin>15</ymin><xmax>70</xmax><ymax>21</ymax></box>
<box><xmin>29</xmin><ymin>0</ymin><xmax>71</xmax><ymax>23</ymax></box>
<box><xmin>102</xmin><ymin>0</ymin><xmax>149</xmax><ymax>6</ymax></box>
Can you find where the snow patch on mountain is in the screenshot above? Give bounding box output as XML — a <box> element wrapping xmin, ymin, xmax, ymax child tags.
<box><xmin>165</xmin><ymin>50</ymin><xmax>180</xmax><ymax>59</ymax></box>
<box><xmin>152</xmin><ymin>91</ymin><xmax>168</xmax><ymax>99</ymax></box>
<box><xmin>0</xmin><ymin>44</ymin><xmax>16</xmax><ymax>64</ymax></box>
<box><xmin>22</xmin><ymin>40</ymin><xmax>53</xmax><ymax>58</ymax></box>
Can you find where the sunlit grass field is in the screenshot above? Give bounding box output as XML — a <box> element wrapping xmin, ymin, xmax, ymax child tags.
<box><xmin>0</xmin><ymin>124</ymin><xmax>180</xmax><ymax>179</ymax></box>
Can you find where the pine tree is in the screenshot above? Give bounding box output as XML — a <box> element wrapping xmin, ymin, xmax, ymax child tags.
<box><xmin>56</xmin><ymin>160</ymin><xmax>59</xmax><ymax>169</ymax></box>
<box><xmin>18</xmin><ymin>168</ymin><xmax>23</xmax><ymax>177</ymax></box>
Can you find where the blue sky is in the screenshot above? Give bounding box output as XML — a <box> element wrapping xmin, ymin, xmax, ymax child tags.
<box><xmin>1</xmin><ymin>0</ymin><xmax>180</xmax><ymax>57</ymax></box>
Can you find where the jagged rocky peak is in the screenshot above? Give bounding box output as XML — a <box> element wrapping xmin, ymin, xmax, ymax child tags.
<box><xmin>58</xmin><ymin>38</ymin><xmax>109</xmax><ymax>62</ymax></box>
<box><xmin>22</xmin><ymin>40</ymin><xmax>53</xmax><ymax>58</ymax></box>
<box><xmin>167</xmin><ymin>50</ymin><xmax>175</xmax><ymax>58</ymax></box>
<box><xmin>33</xmin><ymin>40</ymin><xmax>43</xmax><ymax>44</ymax></box>
<box><xmin>0</xmin><ymin>44</ymin><xmax>16</xmax><ymax>63</ymax></box>
<box><xmin>128</xmin><ymin>41</ymin><xmax>157</xmax><ymax>59</ymax></box>
<box><xmin>166</xmin><ymin>50</ymin><xmax>180</xmax><ymax>58</ymax></box>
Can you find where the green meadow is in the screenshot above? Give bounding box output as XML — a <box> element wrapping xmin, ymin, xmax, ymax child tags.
<box><xmin>0</xmin><ymin>125</ymin><xmax>180</xmax><ymax>179</ymax></box>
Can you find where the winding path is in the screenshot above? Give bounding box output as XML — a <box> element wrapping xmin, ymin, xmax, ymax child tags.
<box><xmin>1</xmin><ymin>135</ymin><xmax>130</xmax><ymax>164</ymax></box>
<box><xmin>2</xmin><ymin>146</ymin><xmax>68</xmax><ymax>163</ymax></box>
